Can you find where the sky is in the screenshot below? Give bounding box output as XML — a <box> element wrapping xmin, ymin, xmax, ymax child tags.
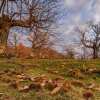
<box><xmin>8</xmin><ymin>0</ymin><xmax>100</xmax><ymax>53</ymax></box>
<box><xmin>59</xmin><ymin>0</ymin><xmax>100</xmax><ymax>40</ymax></box>
<box><xmin>54</xmin><ymin>0</ymin><xmax>100</xmax><ymax>52</ymax></box>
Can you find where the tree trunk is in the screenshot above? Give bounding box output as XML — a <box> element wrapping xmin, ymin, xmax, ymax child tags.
<box><xmin>0</xmin><ymin>29</ymin><xmax>9</xmax><ymax>55</ymax></box>
<box><xmin>0</xmin><ymin>15</ymin><xmax>11</xmax><ymax>46</ymax></box>
<box><xmin>93</xmin><ymin>47</ymin><xmax>98</xmax><ymax>59</ymax></box>
<box><xmin>0</xmin><ymin>29</ymin><xmax>9</xmax><ymax>46</ymax></box>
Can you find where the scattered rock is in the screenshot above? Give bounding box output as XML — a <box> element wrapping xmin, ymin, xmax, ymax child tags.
<box><xmin>16</xmin><ymin>74</ymin><xmax>29</xmax><ymax>80</ymax></box>
<box><xmin>1</xmin><ymin>67</ymin><xmax>99</xmax><ymax>98</ymax></box>
<box><xmin>83</xmin><ymin>90</ymin><xmax>94</xmax><ymax>100</ymax></box>
<box><xmin>63</xmin><ymin>80</ymin><xmax>71</xmax><ymax>92</ymax></box>
<box><xmin>68</xmin><ymin>68</ymin><xmax>84</xmax><ymax>79</ymax></box>
<box><xmin>50</xmin><ymin>86</ymin><xmax>62</xmax><ymax>95</ymax></box>
<box><xmin>29</xmin><ymin>83</ymin><xmax>42</xmax><ymax>91</ymax></box>
<box><xmin>18</xmin><ymin>85</ymin><xmax>30</xmax><ymax>92</ymax></box>
<box><xmin>47</xmin><ymin>69</ymin><xmax>59</xmax><ymax>74</ymax></box>
<box><xmin>50</xmin><ymin>78</ymin><xmax>71</xmax><ymax>95</ymax></box>
<box><xmin>71</xmin><ymin>80</ymin><xmax>85</xmax><ymax>87</ymax></box>
<box><xmin>85</xmin><ymin>83</ymin><xmax>96</xmax><ymax>89</ymax></box>
<box><xmin>0</xmin><ymin>93</ymin><xmax>4</xmax><ymax>97</ymax></box>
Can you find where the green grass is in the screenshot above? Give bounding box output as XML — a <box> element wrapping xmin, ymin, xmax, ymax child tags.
<box><xmin>0</xmin><ymin>58</ymin><xmax>100</xmax><ymax>100</ymax></box>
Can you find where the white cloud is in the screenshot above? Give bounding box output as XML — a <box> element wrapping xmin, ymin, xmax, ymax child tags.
<box><xmin>93</xmin><ymin>0</ymin><xmax>100</xmax><ymax>23</ymax></box>
<box><xmin>64</xmin><ymin>0</ymin><xmax>88</xmax><ymax>12</ymax></box>
<box><xmin>55</xmin><ymin>0</ymin><xmax>94</xmax><ymax>49</ymax></box>
<box><xmin>62</xmin><ymin>0</ymin><xmax>100</xmax><ymax>36</ymax></box>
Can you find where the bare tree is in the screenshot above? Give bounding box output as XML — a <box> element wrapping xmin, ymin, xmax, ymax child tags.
<box><xmin>8</xmin><ymin>32</ymin><xmax>19</xmax><ymax>53</ymax></box>
<box><xmin>0</xmin><ymin>0</ymin><xmax>59</xmax><ymax>47</ymax></box>
<box><xmin>27</xmin><ymin>30</ymin><xmax>49</xmax><ymax>51</ymax></box>
<box><xmin>80</xmin><ymin>23</ymin><xmax>100</xmax><ymax>59</ymax></box>
<box><xmin>64</xmin><ymin>45</ymin><xmax>75</xmax><ymax>59</ymax></box>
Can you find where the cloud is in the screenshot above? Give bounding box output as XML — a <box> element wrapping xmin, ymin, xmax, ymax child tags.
<box><xmin>65</xmin><ymin>0</ymin><xmax>87</xmax><ymax>7</ymax></box>
<box><xmin>61</xmin><ymin>0</ymin><xmax>100</xmax><ymax>36</ymax></box>
<box><xmin>64</xmin><ymin>0</ymin><xmax>88</xmax><ymax>12</ymax></box>
<box><xmin>93</xmin><ymin>0</ymin><xmax>100</xmax><ymax>23</ymax></box>
<box><xmin>55</xmin><ymin>0</ymin><xmax>98</xmax><ymax>51</ymax></box>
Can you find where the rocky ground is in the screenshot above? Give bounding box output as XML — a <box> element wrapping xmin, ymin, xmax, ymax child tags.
<box><xmin>0</xmin><ymin>58</ymin><xmax>100</xmax><ymax>100</ymax></box>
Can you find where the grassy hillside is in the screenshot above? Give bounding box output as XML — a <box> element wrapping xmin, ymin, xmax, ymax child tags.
<box><xmin>0</xmin><ymin>58</ymin><xmax>100</xmax><ymax>100</ymax></box>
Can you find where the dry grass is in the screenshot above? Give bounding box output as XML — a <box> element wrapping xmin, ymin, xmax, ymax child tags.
<box><xmin>0</xmin><ymin>58</ymin><xmax>100</xmax><ymax>100</ymax></box>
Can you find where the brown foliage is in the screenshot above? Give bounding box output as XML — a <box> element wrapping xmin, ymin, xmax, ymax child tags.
<box><xmin>4</xmin><ymin>44</ymin><xmax>64</xmax><ymax>59</ymax></box>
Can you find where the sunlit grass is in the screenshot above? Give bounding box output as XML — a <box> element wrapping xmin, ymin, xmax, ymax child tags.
<box><xmin>0</xmin><ymin>58</ymin><xmax>100</xmax><ymax>100</ymax></box>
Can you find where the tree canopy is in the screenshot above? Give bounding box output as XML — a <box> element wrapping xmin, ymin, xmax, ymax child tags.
<box><xmin>0</xmin><ymin>0</ymin><xmax>60</xmax><ymax>46</ymax></box>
